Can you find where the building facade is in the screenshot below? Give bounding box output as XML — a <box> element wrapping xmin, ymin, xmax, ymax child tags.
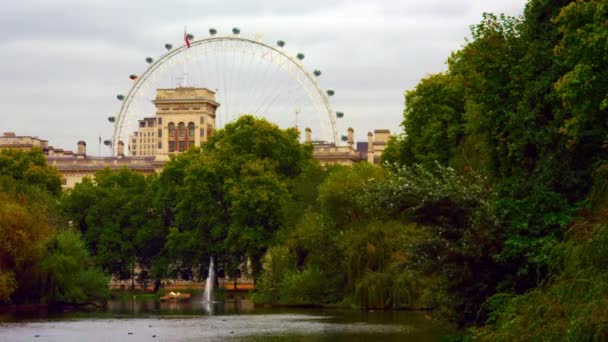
<box><xmin>0</xmin><ymin>132</ymin><xmax>49</xmax><ymax>151</ymax></box>
<box><xmin>128</xmin><ymin>87</ymin><xmax>219</xmax><ymax>159</ymax></box>
<box><xmin>2</xmin><ymin>87</ymin><xmax>390</xmax><ymax>188</ymax></box>
<box><xmin>129</xmin><ymin>117</ymin><xmax>157</xmax><ymax>156</ymax></box>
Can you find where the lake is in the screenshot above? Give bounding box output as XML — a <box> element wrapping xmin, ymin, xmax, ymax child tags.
<box><xmin>0</xmin><ymin>294</ymin><xmax>447</xmax><ymax>341</ymax></box>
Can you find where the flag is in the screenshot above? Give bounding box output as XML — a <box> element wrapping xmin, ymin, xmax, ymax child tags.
<box><xmin>184</xmin><ymin>30</ymin><xmax>191</xmax><ymax>48</ymax></box>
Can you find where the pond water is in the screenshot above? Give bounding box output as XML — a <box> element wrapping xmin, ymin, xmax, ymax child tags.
<box><xmin>0</xmin><ymin>294</ymin><xmax>447</xmax><ymax>341</ymax></box>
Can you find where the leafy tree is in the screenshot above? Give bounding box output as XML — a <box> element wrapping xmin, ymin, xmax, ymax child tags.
<box><xmin>0</xmin><ymin>148</ymin><xmax>62</xmax><ymax>197</ymax></box>
<box><xmin>391</xmin><ymin>73</ymin><xmax>466</xmax><ymax>168</ymax></box>
<box><xmin>61</xmin><ymin>168</ymin><xmax>165</xmax><ymax>287</ymax></box>
<box><xmin>317</xmin><ymin>163</ymin><xmax>385</xmax><ymax>228</ymax></box>
<box><xmin>0</xmin><ymin>193</ymin><xmax>51</xmax><ymax>303</ymax></box>
<box><xmin>0</xmin><ymin>149</ymin><xmax>108</xmax><ymax>305</ymax></box>
<box><xmin>553</xmin><ymin>0</ymin><xmax>608</xmax><ymax>171</ymax></box>
<box><xmin>374</xmin><ymin>164</ymin><xmax>503</xmax><ymax>324</ymax></box>
<box><xmin>164</xmin><ymin>115</ymin><xmax>314</xmax><ymax>280</ymax></box>
<box><xmin>40</xmin><ymin>229</ymin><xmax>109</xmax><ymax>304</ymax></box>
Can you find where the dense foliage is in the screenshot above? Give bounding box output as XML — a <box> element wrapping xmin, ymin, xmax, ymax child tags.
<box><xmin>61</xmin><ymin>169</ymin><xmax>165</xmax><ymax>288</ymax></box>
<box><xmin>379</xmin><ymin>0</ymin><xmax>608</xmax><ymax>336</ymax></box>
<box><xmin>0</xmin><ymin>149</ymin><xmax>108</xmax><ymax>305</ymax></box>
<box><xmin>7</xmin><ymin>2</ymin><xmax>606</xmax><ymax>339</ymax></box>
<box><xmin>61</xmin><ymin>116</ymin><xmax>315</xmax><ymax>287</ymax></box>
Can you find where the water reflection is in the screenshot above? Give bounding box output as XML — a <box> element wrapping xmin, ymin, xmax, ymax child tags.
<box><xmin>105</xmin><ymin>293</ymin><xmax>255</xmax><ymax>317</ymax></box>
<box><xmin>0</xmin><ymin>296</ymin><xmax>446</xmax><ymax>341</ymax></box>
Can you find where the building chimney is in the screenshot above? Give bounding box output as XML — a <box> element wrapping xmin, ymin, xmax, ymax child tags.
<box><xmin>305</xmin><ymin>127</ymin><xmax>312</xmax><ymax>144</ymax></box>
<box><xmin>367</xmin><ymin>132</ymin><xmax>374</xmax><ymax>163</ymax></box>
<box><xmin>77</xmin><ymin>140</ymin><xmax>86</xmax><ymax>157</ymax></box>
<box><xmin>117</xmin><ymin>140</ymin><xmax>125</xmax><ymax>157</ymax></box>
<box><xmin>347</xmin><ymin>127</ymin><xmax>354</xmax><ymax>148</ymax></box>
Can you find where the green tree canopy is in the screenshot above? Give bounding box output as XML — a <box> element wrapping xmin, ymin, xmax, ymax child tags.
<box><xmin>61</xmin><ymin>168</ymin><xmax>164</xmax><ymax>286</ymax></box>
<box><xmin>163</xmin><ymin>115</ymin><xmax>315</xmax><ymax>280</ymax></box>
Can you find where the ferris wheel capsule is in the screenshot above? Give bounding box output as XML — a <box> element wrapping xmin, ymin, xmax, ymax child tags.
<box><xmin>326</xmin><ymin>89</ymin><xmax>335</xmax><ymax>96</ymax></box>
<box><xmin>232</xmin><ymin>27</ymin><xmax>240</xmax><ymax>35</ymax></box>
<box><xmin>209</xmin><ymin>28</ymin><xmax>217</xmax><ymax>35</ymax></box>
<box><xmin>336</xmin><ymin>112</ymin><xmax>344</xmax><ymax>118</ymax></box>
<box><xmin>186</xmin><ymin>33</ymin><xmax>194</xmax><ymax>40</ymax></box>
<box><xmin>341</xmin><ymin>135</ymin><xmax>348</xmax><ymax>142</ymax></box>
<box><xmin>129</xmin><ymin>74</ymin><xmax>138</xmax><ymax>80</ymax></box>
<box><xmin>145</xmin><ymin>57</ymin><xmax>154</xmax><ymax>64</ymax></box>
<box><xmin>108</xmin><ymin>116</ymin><xmax>116</xmax><ymax>123</ymax></box>
<box><xmin>116</xmin><ymin>94</ymin><xmax>125</xmax><ymax>101</ymax></box>
<box><xmin>103</xmin><ymin>139</ymin><xmax>112</xmax><ymax>146</ymax></box>
<box><xmin>313</xmin><ymin>70</ymin><xmax>322</xmax><ymax>77</ymax></box>
<box><xmin>164</xmin><ymin>43</ymin><xmax>172</xmax><ymax>50</ymax></box>
<box><xmin>296</xmin><ymin>53</ymin><xmax>305</xmax><ymax>60</ymax></box>
<box><xmin>277</xmin><ymin>40</ymin><xmax>285</xmax><ymax>47</ymax></box>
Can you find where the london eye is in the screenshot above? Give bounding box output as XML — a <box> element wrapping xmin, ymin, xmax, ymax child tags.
<box><xmin>107</xmin><ymin>28</ymin><xmax>345</xmax><ymax>155</ymax></box>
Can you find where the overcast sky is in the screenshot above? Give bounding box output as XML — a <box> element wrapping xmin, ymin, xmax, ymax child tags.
<box><xmin>0</xmin><ymin>0</ymin><xmax>528</xmax><ymax>155</ymax></box>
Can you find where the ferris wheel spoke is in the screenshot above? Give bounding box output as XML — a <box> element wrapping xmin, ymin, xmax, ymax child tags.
<box><xmin>248</xmin><ymin>51</ymin><xmax>276</xmax><ymax>116</ymax></box>
<box><xmin>256</xmin><ymin>56</ymin><xmax>294</xmax><ymax>116</ymax></box>
<box><xmin>258</xmin><ymin>69</ymin><xmax>297</xmax><ymax>118</ymax></box>
<box><xmin>253</xmin><ymin>53</ymin><xmax>286</xmax><ymax>116</ymax></box>
<box><xmin>112</xmin><ymin>35</ymin><xmax>339</xmax><ymax>152</ymax></box>
<box><xmin>240</xmin><ymin>47</ymin><xmax>257</xmax><ymax>116</ymax></box>
<box><xmin>279</xmin><ymin>77</ymin><xmax>308</xmax><ymax>127</ymax></box>
<box><xmin>243</xmin><ymin>47</ymin><xmax>265</xmax><ymax>115</ymax></box>
<box><xmin>229</xmin><ymin>41</ymin><xmax>238</xmax><ymax>121</ymax></box>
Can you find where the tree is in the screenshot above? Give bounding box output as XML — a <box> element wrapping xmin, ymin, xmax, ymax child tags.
<box><xmin>164</xmin><ymin>115</ymin><xmax>314</xmax><ymax>280</ymax></box>
<box><xmin>0</xmin><ymin>149</ymin><xmax>108</xmax><ymax>305</ymax></box>
<box><xmin>0</xmin><ymin>148</ymin><xmax>62</xmax><ymax>197</ymax></box>
<box><xmin>40</xmin><ymin>229</ymin><xmax>109</xmax><ymax>304</ymax></box>
<box><xmin>553</xmin><ymin>0</ymin><xmax>608</xmax><ymax>172</ymax></box>
<box><xmin>61</xmin><ymin>168</ymin><xmax>165</xmax><ymax>287</ymax></box>
<box><xmin>394</xmin><ymin>73</ymin><xmax>466</xmax><ymax>168</ymax></box>
<box><xmin>0</xmin><ymin>193</ymin><xmax>51</xmax><ymax>302</ymax></box>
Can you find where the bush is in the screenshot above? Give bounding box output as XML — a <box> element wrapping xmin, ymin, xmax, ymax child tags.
<box><xmin>40</xmin><ymin>229</ymin><xmax>110</xmax><ymax>304</ymax></box>
<box><xmin>473</xmin><ymin>217</ymin><xmax>608</xmax><ymax>340</ymax></box>
<box><xmin>278</xmin><ymin>268</ymin><xmax>330</xmax><ymax>304</ymax></box>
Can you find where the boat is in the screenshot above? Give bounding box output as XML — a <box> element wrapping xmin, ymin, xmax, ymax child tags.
<box><xmin>159</xmin><ymin>291</ymin><xmax>192</xmax><ymax>301</ymax></box>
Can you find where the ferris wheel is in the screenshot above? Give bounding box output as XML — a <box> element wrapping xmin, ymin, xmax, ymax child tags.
<box><xmin>106</xmin><ymin>28</ymin><xmax>346</xmax><ymax>155</ymax></box>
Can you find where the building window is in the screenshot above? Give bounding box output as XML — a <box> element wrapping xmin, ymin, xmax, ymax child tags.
<box><xmin>178</xmin><ymin>141</ymin><xmax>185</xmax><ymax>151</ymax></box>
<box><xmin>178</xmin><ymin>122</ymin><xmax>185</xmax><ymax>139</ymax></box>
<box><xmin>207</xmin><ymin>124</ymin><xmax>213</xmax><ymax>137</ymax></box>
<box><xmin>62</xmin><ymin>178</ymin><xmax>67</xmax><ymax>185</ymax></box>
<box><xmin>188</xmin><ymin>122</ymin><xmax>195</xmax><ymax>139</ymax></box>
<box><xmin>158</xmin><ymin>129</ymin><xmax>162</xmax><ymax>138</ymax></box>
<box><xmin>189</xmin><ymin>141</ymin><xmax>195</xmax><ymax>148</ymax></box>
<box><xmin>168</xmin><ymin>122</ymin><xmax>176</xmax><ymax>138</ymax></box>
<box><xmin>200</xmin><ymin>117</ymin><xmax>205</xmax><ymax>124</ymax></box>
<box><xmin>200</xmin><ymin>128</ymin><xmax>204</xmax><ymax>137</ymax></box>
<box><xmin>169</xmin><ymin>141</ymin><xmax>175</xmax><ymax>152</ymax></box>
<box><xmin>158</xmin><ymin>117</ymin><xmax>162</xmax><ymax>125</ymax></box>
<box><xmin>158</xmin><ymin>142</ymin><xmax>162</xmax><ymax>149</ymax></box>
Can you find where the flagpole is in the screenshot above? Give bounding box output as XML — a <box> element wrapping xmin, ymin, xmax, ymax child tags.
<box><xmin>183</xmin><ymin>26</ymin><xmax>188</xmax><ymax>87</ymax></box>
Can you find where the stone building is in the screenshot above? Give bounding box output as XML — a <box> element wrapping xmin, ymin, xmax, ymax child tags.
<box><xmin>129</xmin><ymin>117</ymin><xmax>157</xmax><ymax>156</ymax></box>
<box><xmin>0</xmin><ymin>132</ymin><xmax>48</xmax><ymax>151</ymax></box>
<box><xmin>128</xmin><ymin>87</ymin><xmax>218</xmax><ymax>159</ymax></box>
<box><xmin>1</xmin><ymin>87</ymin><xmax>390</xmax><ymax>188</ymax></box>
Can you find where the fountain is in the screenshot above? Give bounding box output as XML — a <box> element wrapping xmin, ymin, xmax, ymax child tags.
<box><xmin>203</xmin><ymin>256</ymin><xmax>215</xmax><ymax>303</ymax></box>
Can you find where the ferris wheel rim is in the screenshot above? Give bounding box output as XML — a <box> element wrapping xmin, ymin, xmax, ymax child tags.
<box><xmin>111</xmin><ymin>34</ymin><xmax>339</xmax><ymax>154</ymax></box>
